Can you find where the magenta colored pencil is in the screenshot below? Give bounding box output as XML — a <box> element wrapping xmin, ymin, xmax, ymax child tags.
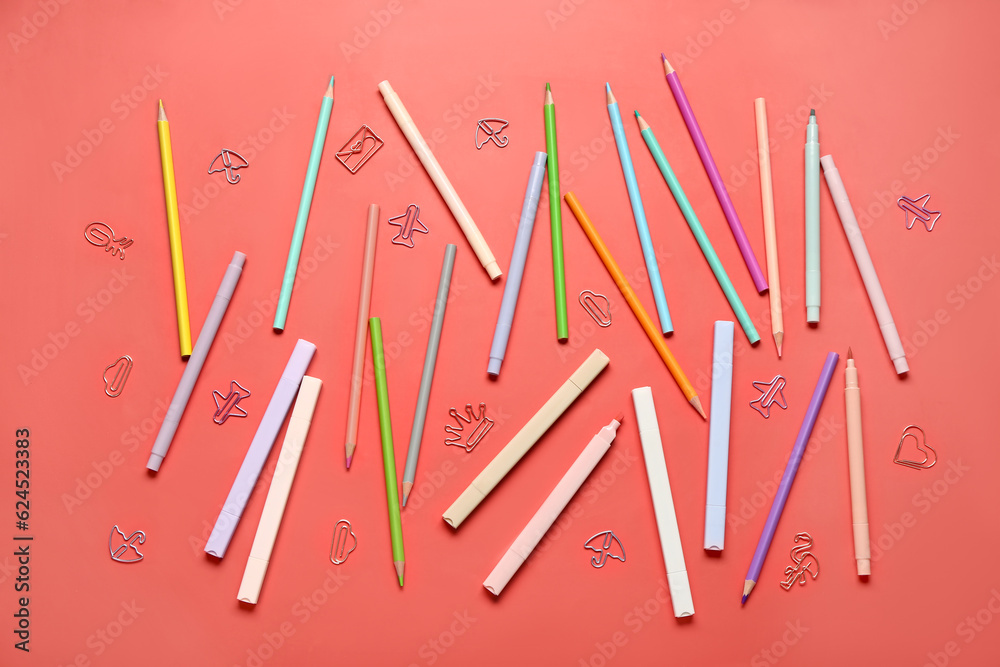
<box><xmin>742</xmin><ymin>351</ymin><xmax>839</xmax><ymax>604</ymax></box>
<box><xmin>661</xmin><ymin>54</ymin><xmax>768</xmax><ymax>294</ymax></box>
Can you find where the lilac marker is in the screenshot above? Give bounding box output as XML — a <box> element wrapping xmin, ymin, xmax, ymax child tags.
<box><xmin>487</xmin><ymin>151</ymin><xmax>547</xmax><ymax>376</ymax></box>
<box><xmin>742</xmin><ymin>351</ymin><xmax>839</xmax><ymax>603</ymax></box>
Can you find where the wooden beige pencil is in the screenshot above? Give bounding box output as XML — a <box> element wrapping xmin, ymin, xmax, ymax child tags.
<box><xmin>754</xmin><ymin>98</ymin><xmax>783</xmax><ymax>357</ymax></box>
<box><xmin>378</xmin><ymin>80</ymin><xmax>501</xmax><ymax>280</ymax></box>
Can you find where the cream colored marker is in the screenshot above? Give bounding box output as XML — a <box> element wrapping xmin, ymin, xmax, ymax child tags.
<box><xmin>442</xmin><ymin>349</ymin><xmax>610</xmax><ymax>528</ymax></box>
<box><xmin>238</xmin><ymin>377</ymin><xmax>322</xmax><ymax>604</ymax></box>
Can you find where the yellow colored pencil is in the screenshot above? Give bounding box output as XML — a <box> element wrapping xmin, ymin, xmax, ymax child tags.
<box><xmin>565</xmin><ymin>192</ymin><xmax>705</xmax><ymax>420</ymax></box>
<box><xmin>157</xmin><ymin>100</ymin><xmax>192</xmax><ymax>358</ymax></box>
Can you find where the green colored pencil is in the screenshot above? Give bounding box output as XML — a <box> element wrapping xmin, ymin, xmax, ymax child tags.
<box><xmin>274</xmin><ymin>76</ymin><xmax>335</xmax><ymax>331</ymax></box>
<box><xmin>634</xmin><ymin>111</ymin><xmax>759</xmax><ymax>344</ymax></box>
<box><xmin>369</xmin><ymin>317</ymin><xmax>405</xmax><ymax>586</ymax></box>
<box><xmin>544</xmin><ymin>83</ymin><xmax>568</xmax><ymax>341</ymax></box>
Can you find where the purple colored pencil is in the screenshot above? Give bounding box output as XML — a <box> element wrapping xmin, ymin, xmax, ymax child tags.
<box><xmin>660</xmin><ymin>54</ymin><xmax>768</xmax><ymax>294</ymax></box>
<box><xmin>741</xmin><ymin>351</ymin><xmax>839</xmax><ymax>604</ymax></box>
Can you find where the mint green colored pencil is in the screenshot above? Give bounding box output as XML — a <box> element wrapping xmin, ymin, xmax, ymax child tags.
<box><xmin>274</xmin><ymin>76</ymin><xmax>335</xmax><ymax>331</ymax></box>
<box><xmin>370</xmin><ymin>317</ymin><xmax>405</xmax><ymax>586</ymax></box>
<box><xmin>635</xmin><ymin>111</ymin><xmax>759</xmax><ymax>344</ymax></box>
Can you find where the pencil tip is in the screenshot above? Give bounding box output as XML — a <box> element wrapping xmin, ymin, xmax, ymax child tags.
<box><xmin>605</xmin><ymin>82</ymin><xmax>611</xmax><ymax>92</ymax></box>
<box><xmin>395</xmin><ymin>561</ymin><xmax>405</xmax><ymax>586</ymax></box>
<box><xmin>634</xmin><ymin>109</ymin><xmax>640</xmax><ymax>117</ymax></box>
<box><xmin>741</xmin><ymin>594</ymin><xmax>748</xmax><ymax>605</ymax></box>
<box><xmin>345</xmin><ymin>456</ymin><xmax>352</xmax><ymax>469</ymax></box>
<box><xmin>691</xmin><ymin>396</ymin><xmax>707</xmax><ymax>419</ymax></box>
<box><xmin>546</xmin><ymin>82</ymin><xmax>551</xmax><ymax>91</ymax></box>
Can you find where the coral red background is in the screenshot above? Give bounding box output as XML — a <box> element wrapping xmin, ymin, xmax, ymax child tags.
<box><xmin>3</xmin><ymin>0</ymin><xmax>999</xmax><ymax>665</ymax></box>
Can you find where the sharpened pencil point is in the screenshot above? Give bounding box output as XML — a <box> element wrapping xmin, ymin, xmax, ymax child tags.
<box><xmin>741</xmin><ymin>594</ymin><xmax>748</xmax><ymax>605</ymax></box>
<box><xmin>690</xmin><ymin>395</ymin><xmax>707</xmax><ymax>420</ymax></box>
<box><xmin>401</xmin><ymin>481</ymin><xmax>412</xmax><ymax>507</ymax></box>
<box><xmin>325</xmin><ymin>76</ymin><xmax>335</xmax><ymax>98</ymax></box>
<box><xmin>546</xmin><ymin>82</ymin><xmax>550</xmax><ymax>91</ymax></box>
<box><xmin>395</xmin><ymin>561</ymin><xmax>405</xmax><ymax>587</ymax></box>
<box><xmin>605</xmin><ymin>83</ymin><xmax>615</xmax><ymax>105</ymax></box>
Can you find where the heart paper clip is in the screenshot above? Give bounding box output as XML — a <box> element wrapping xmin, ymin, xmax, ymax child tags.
<box><xmin>893</xmin><ymin>424</ymin><xmax>937</xmax><ymax>470</ymax></box>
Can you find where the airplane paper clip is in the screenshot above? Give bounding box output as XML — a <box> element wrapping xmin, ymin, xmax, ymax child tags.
<box><xmin>779</xmin><ymin>532</ymin><xmax>819</xmax><ymax>590</ymax></box>
<box><xmin>444</xmin><ymin>402</ymin><xmax>494</xmax><ymax>452</ymax></box>
<box><xmin>208</xmin><ymin>149</ymin><xmax>249</xmax><ymax>184</ymax></box>
<box><xmin>84</xmin><ymin>222</ymin><xmax>134</xmax><ymax>260</ymax></box>
<box><xmin>103</xmin><ymin>355</ymin><xmax>133</xmax><ymax>398</ymax></box>
<box><xmin>749</xmin><ymin>374</ymin><xmax>787</xmax><ymax>419</ymax></box>
<box><xmin>584</xmin><ymin>530</ymin><xmax>626</xmax><ymax>568</ymax></box>
<box><xmin>475</xmin><ymin>118</ymin><xmax>509</xmax><ymax>149</ymax></box>
<box><xmin>897</xmin><ymin>194</ymin><xmax>940</xmax><ymax>231</ymax></box>
<box><xmin>212</xmin><ymin>380</ymin><xmax>251</xmax><ymax>425</ymax></box>
<box><xmin>388</xmin><ymin>204</ymin><xmax>429</xmax><ymax>248</ymax></box>
<box><xmin>335</xmin><ymin>124</ymin><xmax>384</xmax><ymax>173</ymax></box>
<box><xmin>109</xmin><ymin>525</ymin><xmax>146</xmax><ymax>563</ymax></box>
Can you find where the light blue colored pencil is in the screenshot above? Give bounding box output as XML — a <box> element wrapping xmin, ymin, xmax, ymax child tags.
<box><xmin>274</xmin><ymin>76</ymin><xmax>335</xmax><ymax>331</ymax></box>
<box><xmin>606</xmin><ymin>83</ymin><xmax>672</xmax><ymax>334</ymax></box>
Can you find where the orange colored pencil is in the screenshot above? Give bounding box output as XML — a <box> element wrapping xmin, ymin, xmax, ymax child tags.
<box><xmin>565</xmin><ymin>192</ymin><xmax>706</xmax><ymax>419</ymax></box>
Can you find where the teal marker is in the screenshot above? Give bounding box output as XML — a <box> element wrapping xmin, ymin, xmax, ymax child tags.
<box><xmin>274</xmin><ymin>76</ymin><xmax>335</xmax><ymax>331</ymax></box>
<box><xmin>805</xmin><ymin>110</ymin><xmax>820</xmax><ymax>323</ymax></box>
<box><xmin>635</xmin><ymin>111</ymin><xmax>759</xmax><ymax>344</ymax></box>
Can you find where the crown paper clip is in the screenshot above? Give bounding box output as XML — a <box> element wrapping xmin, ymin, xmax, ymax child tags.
<box><xmin>444</xmin><ymin>402</ymin><xmax>494</xmax><ymax>452</ymax></box>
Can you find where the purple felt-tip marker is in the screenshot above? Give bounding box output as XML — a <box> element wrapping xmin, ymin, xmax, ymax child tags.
<box><xmin>661</xmin><ymin>54</ymin><xmax>768</xmax><ymax>294</ymax></box>
<box><xmin>742</xmin><ymin>351</ymin><xmax>839</xmax><ymax>603</ymax></box>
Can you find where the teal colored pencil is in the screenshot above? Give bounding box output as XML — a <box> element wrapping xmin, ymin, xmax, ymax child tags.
<box><xmin>635</xmin><ymin>111</ymin><xmax>759</xmax><ymax>344</ymax></box>
<box><xmin>274</xmin><ymin>76</ymin><xmax>335</xmax><ymax>331</ymax></box>
<box><xmin>370</xmin><ymin>317</ymin><xmax>406</xmax><ymax>586</ymax></box>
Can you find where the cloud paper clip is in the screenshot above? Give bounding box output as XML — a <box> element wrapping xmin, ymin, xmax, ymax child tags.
<box><xmin>103</xmin><ymin>355</ymin><xmax>133</xmax><ymax>398</ymax></box>
<box><xmin>330</xmin><ymin>519</ymin><xmax>357</xmax><ymax>565</ymax></box>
